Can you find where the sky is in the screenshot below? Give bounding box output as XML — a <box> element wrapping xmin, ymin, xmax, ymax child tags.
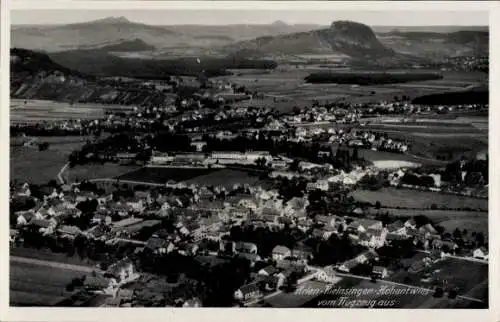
<box><xmin>11</xmin><ymin>9</ymin><xmax>488</xmax><ymax>26</ymax></box>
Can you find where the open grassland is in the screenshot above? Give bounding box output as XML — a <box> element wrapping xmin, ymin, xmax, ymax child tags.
<box><xmin>351</xmin><ymin>188</ymin><xmax>488</xmax><ymax>211</ymax></box>
<box><xmin>10</xmin><ymin>259</ymin><xmax>87</xmax><ymax>306</ymax></box>
<box><xmin>10</xmin><ymin>141</ymin><xmax>85</xmax><ymax>184</ymax></box>
<box><xmin>65</xmin><ymin>164</ymin><xmax>141</xmax><ymax>183</ymax></box>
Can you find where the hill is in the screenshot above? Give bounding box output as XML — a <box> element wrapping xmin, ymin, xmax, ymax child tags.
<box><xmin>377</xmin><ymin>29</ymin><xmax>489</xmax><ymax>58</ymax></box>
<box><xmin>225</xmin><ymin>20</ymin><xmax>398</xmax><ymax>61</ymax></box>
<box><xmin>10</xmin><ymin>48</ymin><xmax>88</xmax><ymax>78</ymax></box>
<box><xmin>92</xmin><ymin>38</ymin><xmax>156</xmax><ymax>52</ymax></box>
<box><xmin>11</xmin><ymin>16</ymin><xmax>182</xmax><ymax>52</ymax></box>
<box><xmin>11</xmin><ymin>17</ymin><xmax>321</xmax><ymax>52</ymax></box>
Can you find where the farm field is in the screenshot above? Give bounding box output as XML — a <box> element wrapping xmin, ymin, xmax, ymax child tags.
<box><xmin>220</xmin><ymin>68</ymin><xmax>487</xmax><ymax>111</ymax></box>
<box><xmin>367</xmin><ymin>207</ymin><xmax>488</xmax><ymax>235</ymax></box>
<box><xmin>65</xmin><ymin>164</ymin><xmax>141</xmax><ymax>183</ymax></box>
<box><xmin>10</xmin><ymin>99</ymin><xmax>133</xmax><ymax>124</ymax></box>
<box><xmin>10</xmin><ymin>247</ymin><xmax>98</xmax><ymax>267</ymax></box>
<box><xmin>351</xmin><ymin>188</ymin><xmax>488</xmax><ymax>211</ymax></box>
<box><xmin>115</xmin><ymin>166</ymin><xmax>217</xmax><ymax>183</ymax></box>
<box><xmin>115</xmin><ymin>166</ymin><xmax>268</xmax><ymax>189</ymax></box>
<box><xmin>10</xmin><ymin>259</ymin><xmax>87</xmax><ymax>306</ymax></box>
<box><xmin>182</xmin><ymin>168</ymin><xmax>264</xmax><ymax>189</ymax></box>
<box><xmin>10</xmin><ymin>141</ymin><xmax>86</xmax><ymax>184</ymax></box>
<box><xmin>387</xmin><ymin>258</ymin><xmax>488</xmax><ymax>301</ymax></box>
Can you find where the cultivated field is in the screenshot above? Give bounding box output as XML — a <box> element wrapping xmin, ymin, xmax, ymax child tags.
<box><xmin>10</xmin><ymin>99</ymin><xmax>133</xmax><ymax>124</ymax></box>
<box><xmin>115</xmin><ymin>166</ymin><xmax>217</xmax><ymax>183</ymax></box>
<box><xmin>10</xmin><ymin>140</ymin><xmax>86</xmax><ymax>184</ymax></box>
<box><xmin>388</xmin><ymin>257</ymin><xmax>488</xmax><ymax>300</ymax></box>
<box><xmin>10</xmin><ymin>259</ymin><xmax>87</xmax><ymax>306</ymax></box>
<box><xmin>351</xmin><ymin>188</ymin><xmax>488</xmax><ymax>211</ymax></box>
<box><xmin>219</xmin><ymin>68</ymin><xmax>487</xmax><ymax>110</ymax></box>
<box><xmin>182</xmin><ymin>168</ymin><xmax>263</xmax><ymax>189</ymax></box>
<box><xmin>65</xmin><ymin>164</ymin><xmax>141</xmax><ymax>183</ymax></box>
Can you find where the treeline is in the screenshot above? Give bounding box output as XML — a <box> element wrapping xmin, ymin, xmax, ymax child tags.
<box><xmin>304</xmin><ymin>72</ymin><xmax>443</xmax><ymax>85</ymax></box>
<box><xmin>411</xmin><ymin>89</ymin><xmax>488</xmax><ymax>105</ymax></box>
<box><xmin>48</xmin><ymin>50</ymin><xmax>277</xmax><ymax>79</ymax></box>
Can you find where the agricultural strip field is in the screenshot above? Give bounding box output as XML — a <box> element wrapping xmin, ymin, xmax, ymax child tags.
<box><xmin>10</xmin><ymin>99</ymin><xmax>133</xmax><ymax>124</ymax></box>
<box><xmin>10</xmin><ymin>258</ymin><xmax>89</xmax><ymax>306</ymax></box>
<box><xmin>351</xmin><ymin>188</ymin><xmax>488</xmax><ymax>211</ymax></box>
<box><xmin>222</xmin><ymin>68</ymin><xmax>486</xmax><ymax>110</ymax></box>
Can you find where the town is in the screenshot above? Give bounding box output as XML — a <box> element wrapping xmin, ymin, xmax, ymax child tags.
<box><xmin>9</xmin><ymin>12</ymin><xmax>489</xmax><ymax>309</ymax></box>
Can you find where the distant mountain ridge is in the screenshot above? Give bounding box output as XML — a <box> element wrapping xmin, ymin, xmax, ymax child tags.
<box><xmin>226</xmin><ymin>20</ymin><xmax>396</xmax><ymax>60</ymax></box>
<box><xmin>11</xmin><ymin>17</ymin><xmax>321</xmax><ymax>52</ymax></box>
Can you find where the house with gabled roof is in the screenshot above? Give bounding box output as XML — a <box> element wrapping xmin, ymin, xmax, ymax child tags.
<box><xmin>316</xmin><ymin>265</ymin><xmax>337</xmax><ymax>283</ymax></box>
<box><xmin>386</xmin><ymin>221</ymin><xmax>407</xmax><ymax>236</ymax></box>
<box><xmin>272</xmin><ymin>245</ymin><xmax>291</xmax><ymax>261</ymax></box>
<box><xmin>473</xmin><ymin>247</ymin><xmax>488</xmax><ymax>261</ymax></box>
<box><xmin>258</xmin><ymin>265</ymin><xmax>278</xmax><ymax>276</ymax></box>
<box><xmin>234</xmin><ymin>282</ymin><xmax>262</xmax><ymax>302</ymax></box>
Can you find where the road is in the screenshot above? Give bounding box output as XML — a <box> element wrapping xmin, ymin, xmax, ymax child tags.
<box><xmin>10</xmin><ymin>256</ymin><xmax>94</xmax><ymax>273</ymax></box>
<box><xmin>57</xmin><ymin>162</ymin><xmax>70</xmax><ymax>185</ymax></box>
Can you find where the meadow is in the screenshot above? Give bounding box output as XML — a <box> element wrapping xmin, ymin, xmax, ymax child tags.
<box><xmin>10</xmin><ymin>259</ymin><xmax>86</xmax><ymax>306</ymax></box>
<box><xmin>351</xmin><ymin>188</ymin><xmax>488</xmax><ymax>211</ymax></box>
<box><xmin>10</xmin><ymin>142</ymin><xmax>84</xmax><ymax>184</ymax></box>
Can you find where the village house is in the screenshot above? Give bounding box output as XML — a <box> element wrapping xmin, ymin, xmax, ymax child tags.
<box><xmin>145</xmin><ymin>236</ymin><xmax>175</xmax><ymax>254</ymax></box>
<box><xmin>234</xmin><ymin>282</ymin><xmax>262</xmax><ymax>303</ymax></box>
<box><xmin>316</xmin><ymin>265</ymin><xmax>337</xmax><ymax>283</ymax></box>
<box><xmin>347</xmin><ymin>219</ymin><xmax>383</xmax><ymax>234</ymax></box>
<box><xmin>386</xmin><ymin>221</ymin><xmax>408</xmax><ymax>236</ymax></box>
<box><xmin>272</xmin><ymin>245</ymin><xmax>292</xmax><ymax>261</ymax></box>
<box><xmin>372</xmin><ymin>266</ymin><xmax>388</xmax><ymax>279</ymax></box>
<box><xmin>104</xmin><ymin>258</ymin><xmax>140</xmax><ymax>287</ymax></box>
<box><xmin>84</xmin><ymin>273</ymin><xmax>118</xmax><ymax>297</ymax></box>
<box><xmin>473</xmin><ymin>247</ymin><xmax>488</xmax><ymax>261</ymax></box>
<box><xmin>258</xmin><ymin>265</ymin><xmax>279</xmax><ymax>276</ymax></box>
<box><xmin>337</xmin><ymin>259</ymin><xmax>358</xmax><ymax>273</ymax></box>
<box><xmin>57</xmin><ymin>225</ymin><xmax>82</xmax><ymax>239</ymax></box>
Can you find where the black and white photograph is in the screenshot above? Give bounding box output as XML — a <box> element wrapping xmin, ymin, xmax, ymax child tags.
<box><xmin>2</xmin><ymin>0</ymin><xmax>495</xmax><ymax>316</ymax></box>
